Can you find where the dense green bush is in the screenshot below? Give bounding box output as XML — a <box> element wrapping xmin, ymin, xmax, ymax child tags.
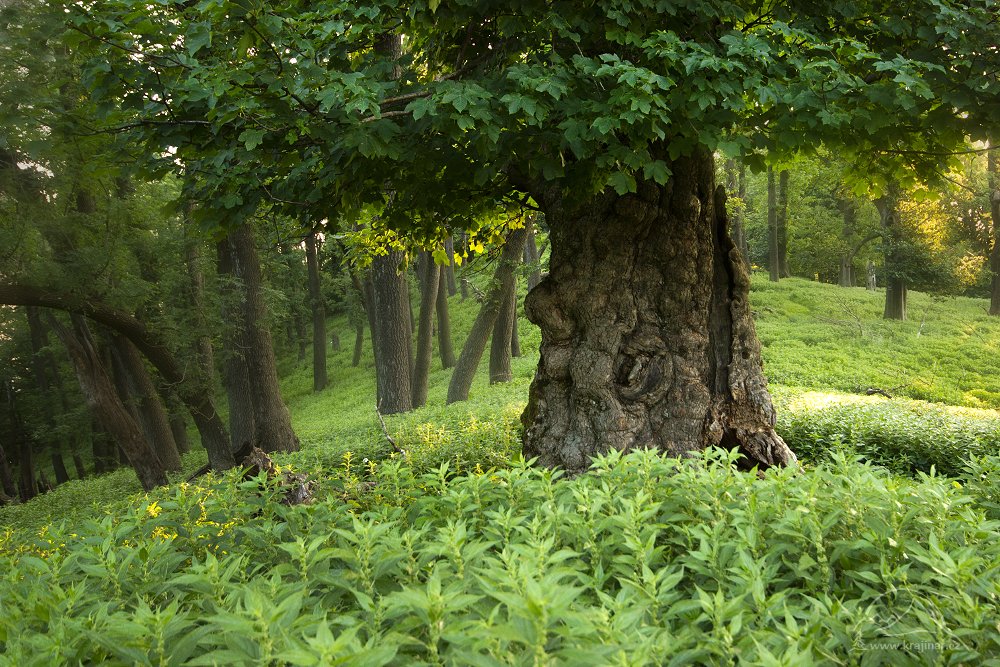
<box><xmin>773</xmin><ymin>389</ymin><xmax>1000</xmax><ymax>477</ymax></box>
<box><xmin>3</xmin><ymin>450</ymin><xmax>999</xmax><ymax>665</ymax></box>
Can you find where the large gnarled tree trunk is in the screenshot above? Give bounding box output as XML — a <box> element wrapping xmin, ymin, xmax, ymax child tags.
<box><xmin>521</xmin><ymin>148</ymin><xmax>796</xmax><ymax>475</ymax></box>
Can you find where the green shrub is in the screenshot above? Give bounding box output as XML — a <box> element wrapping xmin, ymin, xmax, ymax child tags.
<box><xmin>2</xmin><ymin>450</ymin><xmax>999</xmax><ymax>665</ymax></box>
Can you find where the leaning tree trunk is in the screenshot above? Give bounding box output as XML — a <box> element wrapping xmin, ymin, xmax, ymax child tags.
<box><xmin>49</xmin><ymin>314</ymin><xmax>167</xmax><ymax>491</ymax></box>
<box><xmin>876</xmin><ymin>183</ymin><xmax>906</xmax><ymax>320</ymax></box>
<box><xmin>776</xmin><ymin>169</ymin><xmax>791</xmax><ymax>279</ymax></box>
<box><xmin>447</xmin><ymin>226</ymin><xmax>529</xmax><ymax>404</ymax></box>
<box><xmin>767</xmin><ymin>166</ymin><xmax>780</xmax><ymax>282</ymax></box>
<box><xmin>371</xmin><ymin>249</ymin><xmax>414</xmax><ymax>414</ymax></box>
<box><xmin>490</xmin><ymin>259</ymin><xmax>520</xmax><ymax>384</ymax></box>
<box><xmin>229</xmin><ymin>224</ymin><xmax>300</xmax><ymax>452</ymax></box>
<box><xmin>110</xmin><ymin>334</ymin><xmax>182</xmax><ymax>471</ymax></box>
<box><xmin>989</xmin><ymin>145</ymin><xmax>1000</xmax><ymax>316</ymax></box>
<box><xmin>445</xmin><ymin>236</ymin><xmax>458</xmax><ymax>296</ymax></box>
<box><xmin>411</xmin><ymin>251</ymin><xmax>440</xmax><ymax>408</ymax></box>
<box><xmin>521</xmin><ymin>147</ymin><xmax>796</xmax><ymax>475</ymax></box>
<box><xmin>305</xmin><ymin>232</ymin><xmax>328</xmax><ymax>392</ymax></box>
<box><xmin>216</xmin><ymin>237</ymin><xmax>257</xmax><ymax>452</ymax></box>
<box><xmin>436</xmin><ymin>265</ymin><xmax>456</xmax><ymax>369</ymax></box>
<box><xmin>25</xmin><ymin>306</ymin><xmax>70</xmax><ymax>486</ymax></box>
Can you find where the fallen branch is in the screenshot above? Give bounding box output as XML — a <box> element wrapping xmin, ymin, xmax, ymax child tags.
<box><xmin>376</xmin><ymin>401</ymin><xmax>406</xmax><ymax>456</ymax></box>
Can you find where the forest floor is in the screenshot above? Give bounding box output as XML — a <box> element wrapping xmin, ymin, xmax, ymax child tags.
<box><xmin>3</xmin><ymin>274</ymin><xmax>1000</xmax><ymax>664</ymax></box>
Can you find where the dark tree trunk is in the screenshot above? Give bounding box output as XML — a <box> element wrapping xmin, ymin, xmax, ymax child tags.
<box><xmin>110</xmin><ymin>334</ymin><xmax>182</xmax><ymax>471</ymax></box>
<box><xmin>167</xmin><ymin>401</ymin><xmax>190</xmax><ymax>455</ymax></box>
<box><xmin>776</xmin><ymin>169</ymin><xmax>791</xmax><ymax>278</ymax></box>
<box><xmin>767</xmin><ymin>167</ymin><xmax>780</xmax><ymax>282</ymax></box>
<box><xmin>445</xmin><ymin>236</ymin><xmax>458</xmax><ymax>296</ymax></box>
<box><xmin>6</xmin><ymin>385</ymin><xmax>38</xmax><ymax>502</ymax></box>
<box><xmin>228</xmin><ymin>224</ymin><xmax>300</xmax><ymax>452</ymax></box>
<box><xmin>49</xmin><ymin>314</ymin><xmax>167</xmax><ymax>491</ymax></box>
<box><xmin>447</xmin><ymin>227</ymin><xmax>529</xmax><ymax>403</ymax></box>
<box><xmin>876</xmin><ymin>184</ymin><xmax>906</xmax><ymax>320</ymax></box>
<box><xmin>216</xmin><ymin>236</ymin><xmax>257</xmax><ymax>452</ymax></box>
<box><xmin>24</xmin><ymin>306</ymin><xmax>70</xmax><ymax>487</ymax></box>
<box><xmin>836</xmin><ymin>194</ymin><xmax>859</xmax><ymax>287</ymax></box>
<box><xmin>0</xmin><ymin>438</ymin><xmax>16</xmax><ymax>500</ymax></box>
<box><xmin>305</xmin><ymin>232</ymin><xmax>328</xmax><ymax>391</ymax></box>
<box><xmin>521</xmin><ymin>148</ymin><xmax>796</xmax><ymax>475</ymax></box>
<box><xmin>91</xmin><ymin>418</ymin><xmax>114</xmax><ymax>474</ymax></box>
<box><xmin>524</xmin><ymin>219</ymin><xmax>543</xmax><ymax>291</ymax></box>
<box><xmin>490</xmin><ymin>260</ymin><xmax>519</xmax><ymax>384</ymax></box>
<box><xmin>352</xmin><ymin>324</ymin><xmax>364</xmax><ymax>367</ymax></box>
<box><xmin>459</xmin><ymin>232</ymin><xmax>470</xmax><ymax>300</ymax></box>
<box><xmin>436</xmin><ymin>265</ymin><xmax>456</xmax><ymax>369</ymax></box>
<box><xmin>71</xmin><ymin>443</ymin><xmax>86</xmax><ymax>479</ymax></box>
<box><xmin>183</xmin><ymin>208</ymin><xmax>216</xmax><ymax>388</ymax></box>
<box><xmin>412</xmin><ymin>251</ymin><xmax>440</xmax><ymax>408</ymax></box>
<box><xmin>371</xmin><ymin>249</ymin><xmax>413</xmax><ymax>414</ymax></box>
<box><xmin>989</xmin><ymin>145</ymin><xmax>1000</xmax><ymax>316</ymax></box>
<box><xmin>0</xmin><ymin>287</ymin><xmax>235</xmax><ymax>471</ymax></box>
<box><xmin>511</xmin><ymin>309</ymin><xmax>522</xmax><ymax>358</ymax></box>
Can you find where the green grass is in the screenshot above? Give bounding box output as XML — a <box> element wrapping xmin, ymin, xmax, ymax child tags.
<box><xmin>4</xmin><ymin>272</ymin><xmax>1000</xmax><ymax>663</ymax></box>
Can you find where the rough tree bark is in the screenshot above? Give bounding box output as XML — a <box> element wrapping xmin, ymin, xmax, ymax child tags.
<box><xmin>876</xmin><ymin>183</ymin><xmax>906</xmax><ymax>320</ymax></box>
<box><xmin>183</xmin><ymin>206</ymin><xmax>216</xmax><ymax>387</ymax></box>
<box><xmin>445</xmin><ymin>236</ymin><xmax>458</xmax><ymax>296</ymax></box>
<box><xmin>216</xmin><ymin>236</ymin><xmax>257</xmax><ymax>452</ymax></box>
<box><xmin>767</xmin><ymin>167</ymin><xmax>780</xmax><ymax>282</ymax></box>
<box><xmin>5</xmin><ymin>384</ymin><xmax>37</xmax><ymax>502</ymax></box>
<box><xmin>836</xmin><ymin>194</ymin><xmax>859</xmax><ymax>287</ymax></box>
<box><xmin>520</xmin><ymin>148</ymin><xmax>796</xmax><ymax>475</ymax></box>
<box><xmin>228</xmin><ymin>224</ymin><xmax>301</xmax><ymax>452</ymax></box>
<box><xmin>524</xmin><ymin>218</ymin><xmax>543</xmax><ymax>291</ymax></box>
<box><xmin>436</xmin><ymin>264</ymin><xmax>456</xmax><ymax>369</ymax></box>
<box><xmin>776</xmin><ymin>169</ymin><xmax>791</xmax><ymax>279</ymax></box>
<box><xmin>447</xmin><ymin>226</ymin><xmax>529</xmax><ymax>404</ymax></box>
<box><xmin>48</xmin><ymin>314</ymin><xmax>167</xmax><ymax>491</ymax></box>
<box><xmin>989</xmin><ymin>144</ymin><xmax>1000</xmax><ymax>316</ymax></box>
<box><xmin>490</xmin><ymin>255</ymin><xmax>520</xmax><ymax>384</ymax></box>
<box><xmin>412</xmin><ymin>251</ymin><xmax>440</xmax><ymax>408</ymax></box>
<box><xmin>305</xmin><ymin>232</ymin><xmax>328</xmax><ymax>391</ymax></box>
<box><xmin>25</xmin><ymin>306</ymin><xmax>71</xmax><ymax>485</ymax></box>
<box><xmin>371</xmin><ymin>249</ymin><xmax>414</xmax><ymax>414</ymax></box>
<box><xmin>110</xmin><ymin>334</ymin><xmax>182</xmax><ymax>471</ymax></box>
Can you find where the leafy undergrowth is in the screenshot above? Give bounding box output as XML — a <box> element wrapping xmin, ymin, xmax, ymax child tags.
<box><xmin>3</xmin><ymin>450</ymin><xmax>1000</xmax><ymax>665</ymax></box>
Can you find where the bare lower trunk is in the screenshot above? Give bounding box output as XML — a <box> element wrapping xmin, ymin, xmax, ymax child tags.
<box><xmin>229</xmin><ymin>224</ymin><xmax>300</xmax><ymax>452</ymax></box>
<box><xmin>767</xmin><ymin>167</ymin><xmax>779</xmax><ymax>282</ymax></box>
<box><xmin>306</xmin><ymin>232</ymin><xmax>328</xmax><ymax>391</ymax></box>
<box><xmin>447</xmin><ymin>227</ymin><xmax>528</xmax><ymax>404</ymax></box>
<box><xmin>50</xmin><ymin>314</ymin><xmax>167</xmax><ymax>491</ymax></box>
<box><xmin>521</xmin><ymin>148</ymin><xmax>796</xmax><ymax>475</ymax></box>
<box><xmin>0</xmin><ymin>439</ymin><xmax>16</xmax><ymax>500</ymax></box>
<box><xmin>445</xmin><ymin>236</ymin><xmax>458</xmax><ymax>296</ymax></box>
<box><xmin>876</xmin><ymin>184</ymin><xmax>906</xmax><ymax>320</ymax></box>
<box><xmin>988</xmin><ymin>146</ymin><xmax>1000</xmax><ymax>316</ymax></box>
<box><xmin>352</xmin><ymin>324</ymin><xmax>364</xmax><ymax>367</ymax></box>
<box><xmin>511</xmin><ymin>311</ymin><xmax>521</xmax><ymax>358</ymax></box>
<box><xmin>412</xmin><ymin>251</ymin><xmax>440</xmax><ymax>408</ymax></box>
<box><xmin>371</xmin><ymin>249</ymin><xmax>413</xmax><ymax>414</ymax></box>
<box><xmin>524</xmin><ymin>219</ymin><xmax>543</xmax><ymax>290</ymax></box>
<box><xmin>217</xmin><ymin>237</ymin><xmax>257</xmax><ymax>451</ymax></box>
<box><xmin>110</xmin><ymin>335</ymin><xmax>182</xmax><ymax>471</ymax></box>
<box><xmin>436</xmin><ymin>265</ymin><xmax>455</xmax><ymax>369</ymax></box>
<box><xmin>183</xmin><ymin>208</ymin><xmax>216</xmax><ymax>388</ymax></box>
<box><xmin>490</xmin><ymin>266</ymin><xmax>518</xmax><ymax>384</ymax></box>
<box><xmin>777</xmin><ymin>169</ymin><xmax>790</xmax><ymax>278</ymax></box>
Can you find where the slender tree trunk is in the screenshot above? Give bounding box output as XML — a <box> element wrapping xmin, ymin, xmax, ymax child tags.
<box><xmin>777</xmin><ymin>169</ymin><xmax>791</xmax><ymax>278</ymax></box>
<box><xmin>167</xmin><ymin>402</ymin><xmax>190</xmax><ymax>455</ymax></box>
<box><xmin>490</xmin><ymin>260</ymin><xmax>519</xmax><ymax>384</ymax></box>
<box><xmin>866</xmin><ymin>261</ymin><xmax>877</xmax><ymax>291</ymax></box>
<box><xmin>511</xmin><ymin>309</ymin><xmax>522</xmax><ymax>358</ymax></box>
<box><xmin>445</xmin><ymin>236</ymin><xmax>458</xmax><ymax>296</ymax></box>
<box><xmin>352</xmin><ymin>324</ymin><xmax>364</xmax><ymax>367</ymax></box>
<box><xmin>876</xmin><ymin>183</ymin><xmax>906</xmax><ymax>320</ymax></box>
<box><xmin>24</xmin><ymin>306</ymin><xmax>70</xmax><ymax>486</ymax></box>
<box><xmin>988</xmin><ymin>144</ymin><xmax>1000</xmax><ymax>315</ymax></box>
<box><xmin>0</xmin><ymin>438</ymin><xmax>16</xmax><ymax>500</ymax></box>
<box><xmin>110</xmin><ymin>334</ymin><xmax>182</xmax><ymax>471</ymax></box>
<box><xmin>411</xmin><ymin>251</ymin><xmax>440</xmax><ymax>408</ymax></box>
<box><xmin>448</xmin><ymin>227</ymin><xmax>529</xmax><ymax>403</ymax></box>
<box><xmin>521</xmin><ymin>147</ymin><xmax>795</xmax><ymax>474</ymax></box>
<box><xmin>49</xmin><ymin>314</ymin><xmax>167</xmax><ymax>491</ymax></box>
<box><xmin>6</xmin><ymin>385</ymin><xmax>38</xmax><ymax>502</ymax></box>
<box><xmin>838</xmin><ymin>201</ymin><xmax>857</xmax><ymax>287</ymax></box>
<box><xmin>371</xmin><ymin>249</ymin><xmax>413</xmax><ymax>414</ymax></box>
<box><xmin>70</xmin><ymin>441</ymin><xmax>86</xmax><ymax>479</ymax></box>
<box><xmin>725</xmin><ymin>160</ymin><xmax>750</xmax><ymax>267</ymax></box>
<box><xmin>524</xmin><ymin>220</ymin><xmax>543</xmax><ymax>291</ymax></box>
<box><xmin>305</xmin><ymin>232</ymin><xmax>328</xmax><ymax>391</ymax></box>
<box><xmin>183</xmin><ymin>207</ymin><xmax>216</xmax><ymax>388</ymax></box>
<box><xmin>228</xmin><ymin>225</ymin><xmax>300</xmax><ymax>452</ymax></box>
<box><xmin>216</xmin><ymin>237</ymin><xmax>257</xmax><ymax>452</ymax></box>
<box><xmin>435</xmin><ymin>265</ymin><xmax>456</xmax><ymax>369</ymax></box>
<box><xmin>767</xmin><ymin>167</ymin><xmax>779</xmax><ymax>282</ymax></box>
<box><xmin>459</xmin><ymin>232</ymin><xmax>470</xmax><ymax>300</ymax></box>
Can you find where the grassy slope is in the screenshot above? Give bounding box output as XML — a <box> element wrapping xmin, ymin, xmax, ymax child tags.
<box><xmin>3</xmin><ymin>273</ymin><xmax>1000</xmax><ymax>535</ymax></box>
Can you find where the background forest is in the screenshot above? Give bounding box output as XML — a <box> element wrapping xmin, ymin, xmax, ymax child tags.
<box><xmin>3</xmin><ymin>0</ymin><xmax>1000</xmax><ymax>664</ymax></box>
